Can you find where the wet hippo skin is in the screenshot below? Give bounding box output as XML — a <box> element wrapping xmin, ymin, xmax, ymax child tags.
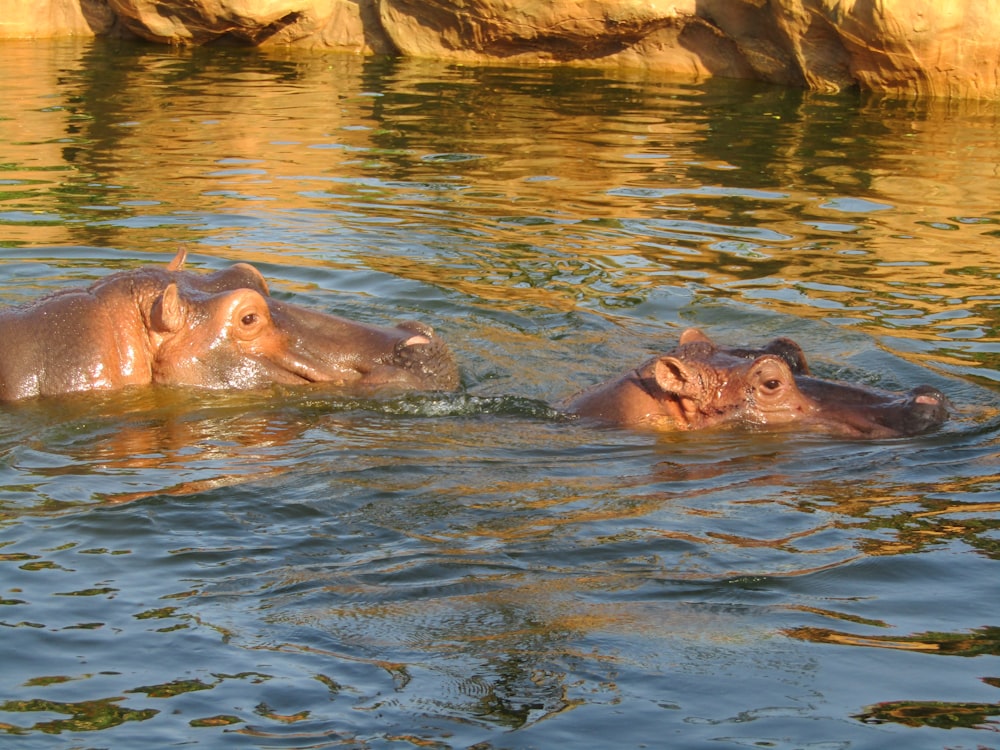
<box><xmin>564</xmin><ymin>328</ymin><xmax>949</xmax><ymax>438</ymax></box>
<box><xmin>0</xmin><ymin>249</ymin><xmax>460</xmax><ymax>401</ymax></box>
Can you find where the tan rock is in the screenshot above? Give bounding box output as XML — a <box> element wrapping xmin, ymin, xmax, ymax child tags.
<box><xmin>0</xmin><ymin>0</ymin><xmax>117</xmax><ymax>38</ymax></box>
<box><xmin>2</xmin><ymin>0</ymin><xmax>1000</xmax><ymax>98</ymax></box>
<box><xmin>106</xmin><ymin>0</ymin><xmax>320</xmax><ymax>44</ymax></box>
<box><xmin>100</xmin><ymin>0</ymin><xmax>393</xmax><ymax>50</ymax></box>
<box><xmin>376</xmin><ymin>0</ymin><xmax>1000</xmax><ymax>97</ymax></box>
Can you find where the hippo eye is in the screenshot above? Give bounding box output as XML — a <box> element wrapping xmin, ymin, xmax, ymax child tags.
<box><xmin>763</xmin><ymin>379</ymin><xmax>781</xmax><ymax>391</ymax></box>
<box><xmin>234</xmin><ymin>308</ymin><xmax>267</xmax><ymax>339</ymax></box>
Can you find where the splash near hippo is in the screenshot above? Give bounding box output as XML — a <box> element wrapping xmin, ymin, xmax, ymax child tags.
<box><xmin>0</xmin><ymin>249</ymin><xmax>460</xmax><ymax>401</ymax></box>
<box><xmin>564</xmin><ymin>328</ymin><xmax>949</xmax><ymax>438</ymax></box>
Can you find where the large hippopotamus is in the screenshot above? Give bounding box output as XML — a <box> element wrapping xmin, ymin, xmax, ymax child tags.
<box><xmin>564</xmin><ymin>328</ymin><xmax>949</xmax><ymax>439</ymax></box>
<box><xmin>0</xmin><ymin>249</ymin><xmax>459</xmax><ymax>401</ymax></box>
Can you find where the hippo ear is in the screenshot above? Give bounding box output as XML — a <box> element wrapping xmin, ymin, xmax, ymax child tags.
<box><xmin>204</xmin><ymin>263</ymin><xmax>270</xmax><ymax>296</ymax></box>
<box><xmin>653</xmin><ymin>356</ymin><xmax>704</xmax><ymax>398</ymax></box>
<box><xmin>679</xmin><ymin>328</ymin><xmax>713</xmax><ymax>346</ymax></box>
<box><xmin>166</xmin><ymin>247</ymin><xmax>187</xmax><ymax>272</ymax></box>
<box><xmin>151</xmin><ymin>283</ymin><xmax>186</xmax><ymax>333</ymax></box>
<box><xmin>763</xmin><ymin>338</ymin><xmax>810</xmax><ymax>375</ymax></box>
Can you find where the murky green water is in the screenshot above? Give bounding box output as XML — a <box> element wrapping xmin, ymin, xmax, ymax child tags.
<box><xmin>1</xmin><ymin>38</ymin><xmax>999</xmax><ymax>748</ymax></box>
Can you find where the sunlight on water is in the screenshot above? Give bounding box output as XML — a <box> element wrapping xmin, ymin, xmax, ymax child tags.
<box><xmin>0</xmin><ymin>38</ymin><xmax>998</xmax><ymax>749</ymax></box>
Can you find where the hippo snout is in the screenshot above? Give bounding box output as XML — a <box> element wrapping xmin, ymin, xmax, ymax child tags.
<box><xmin>897</xmin><ymin>385</ymin><xmax>951</xmax><ymax>434</ymax></box>
<box><xmin>374</xmin><ymin>321</ymin><xmax>460</xmax><ymax>391</ymax></box>
<box><xmin>861</xmin><ymin>384</ymin><xmax>951</xmax><ymax>437</ymax></box>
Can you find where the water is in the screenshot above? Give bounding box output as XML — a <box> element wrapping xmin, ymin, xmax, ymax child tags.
<box><xmin>1</xmin><ymin>38</ymin><xmax>999</xmax><ymax>748</ymax></box>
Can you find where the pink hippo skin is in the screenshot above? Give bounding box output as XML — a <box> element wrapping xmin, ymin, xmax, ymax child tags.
<box><xmin>0</xmin><ymin>249</ymin><xmax>459</xmax><ymax>401</ymax></box>
<box><xmin>564</xmin><ymin>328</ymin><xmax>949</xmax><ymax>438</ymax></box>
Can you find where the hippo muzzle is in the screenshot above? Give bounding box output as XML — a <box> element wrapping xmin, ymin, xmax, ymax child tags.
<box><xmin>364</xmin><ymin>321</ymin><xmax>461</xmax><ymax>391</ymax></box>
<box><xmin>794</xmin><ymin>379</ymin><xmax>951</xmax><ymax>438</ymax></box>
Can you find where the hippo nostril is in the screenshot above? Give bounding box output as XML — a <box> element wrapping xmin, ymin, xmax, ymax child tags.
<box><xmin>397</xmin><ymin>320</ymin><xmax>435</xmax><ymax>339</ymax></box>
<box><xmin>401</xmin><ymin>334</ymin><xmax>432</xmax><ymax>347</ymax></box>
<box><xmin>393</xmin><ymin>333</ymin><xmax>440</xmax><ymax>363</ymax></box>
<box><xmin>909</xmin><ymin>385</ymin><xmax>950</xmax><ymax>409</ymax></box>
<box><xmin>395</xmin><ymin>321</ymin><xmax>438</xmax><ymax>349</ymax></box>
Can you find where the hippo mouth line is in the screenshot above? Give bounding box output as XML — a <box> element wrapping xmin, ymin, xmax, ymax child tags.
<box><xmin>273</xmin><ymin>333</ymin><xmax>451</xmax><ymax>387</ymax></box>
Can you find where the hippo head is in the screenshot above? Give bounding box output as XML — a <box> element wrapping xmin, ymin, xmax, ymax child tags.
<box><xmin>644</xmin><ymin>329</ymin><xmax>949</xmax><ymax>438</ymax></box>
<box><xmin>146</xmin><ymin>254</ymin><xmax>459</xmax><ymax>394</ymax></box>
<box><xmin>566</xmin><ymin>328</ymin><xmax>949</xmax><ymax>438</ymax></box>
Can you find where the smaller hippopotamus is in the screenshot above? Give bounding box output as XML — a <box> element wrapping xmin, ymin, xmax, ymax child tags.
<box><xmin>0</xmin><ymin>249</ymin><xmax>460</xmax><ymax>401</ymax></box>
<box><xmin>563</xmin><ymin>328</ymin><xmax>949</xmax><ymax>438</ymax></box>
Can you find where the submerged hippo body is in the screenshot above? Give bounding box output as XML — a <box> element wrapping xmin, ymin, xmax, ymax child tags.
<box><xmin>564</xmin><ymin>328</ymin><xmax>949</xmax><ymax>439</ymax></box>
<box><xmin>0</xmin><ymin>250</ymin><xmax>459</xmax><ymax>401</ymax></box>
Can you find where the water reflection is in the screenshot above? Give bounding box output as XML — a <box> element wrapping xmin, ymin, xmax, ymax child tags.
<box><xmin>3</xmin><ymin>40</ymin><xmax>998</xmax><ymax>384</ymax></box>
<box><xmin>1</xmin><ymin>695</ymin><xmax>159</xmax><ymax>734</ymax></box>
<box><xmin>787</xmin><ymin>624</ymin><xmax>1000</xmax><ymax>655</ymax></box>
<box><xmin>0</xmin><ymin>388</ymin><xmax>563</xmax><ymax>514</ymax></box>
<box><xmin>856</xmin><ymin>697</ymin><xmax>1000</xmax><ymax>731</ymax></box>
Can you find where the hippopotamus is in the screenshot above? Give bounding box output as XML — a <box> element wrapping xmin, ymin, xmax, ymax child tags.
<box><xmin>564</xmin><ymin>328</ymin><xmax>949</xmax><ymax>438</ymax></box>
<box><xmin>0</xmin><ymin>249</ymin><xmax>459</xmax><ymax>401</ymax></box>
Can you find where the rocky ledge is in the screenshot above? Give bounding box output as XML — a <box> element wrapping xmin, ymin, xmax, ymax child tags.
<box><xmin>2</xmin><ymin>0</ymin><xmax>998</xmax><ymax>98</ymax></box>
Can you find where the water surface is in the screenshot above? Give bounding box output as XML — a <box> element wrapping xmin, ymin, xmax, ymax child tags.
<box><xmin>1</xmin><ymin>39</ymin><xmax>999</xmax><ymax>749</ymax></box>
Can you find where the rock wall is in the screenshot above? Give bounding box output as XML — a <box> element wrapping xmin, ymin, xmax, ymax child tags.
<box><xmin>3</xmin><ymin>0</ymin><xmax>999</xmax><ymax>98</ymax></box>
<box><xmin>0</xmin><ymin>0</ymin><xmax>118</xmax><ymax>38</ymax></box>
